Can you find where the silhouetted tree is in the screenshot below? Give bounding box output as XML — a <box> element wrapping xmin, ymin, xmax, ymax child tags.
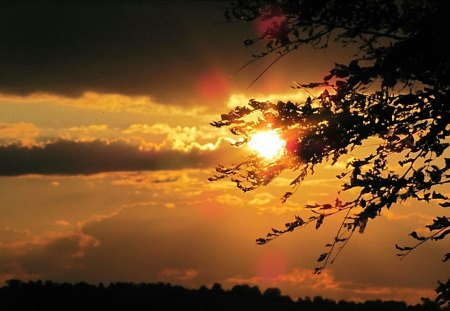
<box><xmin>1</xmin><ymin>280</ymin><xmax>432</xmax><ymax>311</ymax></box>
<box><xmin>210</xmin><ymin>0</ymin><xmax>449</xmax><ymax>294</ymax></box>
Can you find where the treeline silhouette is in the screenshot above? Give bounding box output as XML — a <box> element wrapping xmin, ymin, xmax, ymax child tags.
<box><xmin>0</xmin><ymin>280</ymin><xmax>441</xmax><ymax>311</ymax></box>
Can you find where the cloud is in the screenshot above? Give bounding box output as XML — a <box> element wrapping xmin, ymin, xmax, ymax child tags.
<box><xmin>0</xmin><ymin>201</ymin><xmax>256</xmax><ymax>285</ymax></box>
<box><xmin>67</xmin><ymin>124</ymin><xmax>109</xmax><ymax>134</ymax></box>
<box><xmin>0</xmin><ymin>92</ymin><xmax>206</xmax><ymax>117</ymax></box>
<box><xmin>75</xmin><ymin>203</ymin><xmax>261</xmax><ymax>284</ymax></box>
<box><xmin>0</xmin><ymin>122</ymin><xmax>40</xmax><ymax>146</ymax></box>
<box><xmin>123</xmin><ymin>123</ymin><xmax>233</xmax><ymax>152</ymax></box>
<box><xmin>224</xmin><ymin>268</ymin><xmax>339</xmax><ymax>291</ymax></box>
<box><xmin>223</xmin><ymin>268</ymin><xmax>436</xmax><ymax>304</ymax></box>
<box><xmin>0</xmin><ymin>227</ymin><xmax>31</xmax><ymax>244</ymax></box>
<box><xmin>158</xmin><ymin>268</ymin><xmax>199</xmax><ymax>282</ymax></box>
<box><xmin>0</xmin><ymin>1</ymin><xmax>246</xmax><ymax>105</ymax></box>
<box><xmin>0</xmin><ymin>197</ymin><xmax>443</xmax><ymax>304</ymax></box>
<box><xmin>0</xmin><ymin>139</ymin><xmax>222</xmax><ymax>175</ymax></box>
<box><xmin>0</xmin><ymin>232</ymin><xmax>98</xmax><ymax>282</ymax></box>
<box><xmin>110</xmin><ymin>171</ymin><xmax>193</xmax><ymax>189</ymax></box>
<box><xmin>342</xmin><ymin>283</ymin><xmax>435</xmax><ymax>303</ymax></box>
<box><xmin>55</xmin><ymin>220</ymin><xmax>71</xmax><ymax>227</ymax></box>
<box><xmin>248</xmin><ymin>193</ymin><xmax>275</xmax><ymax>206</ymax></box>
<box><xmin>215</xmin><ymin>194</ymin><xmax>244</xmax><ymax>206</ymax></box>
<box><xmin>0</xmin><ymin>1</ymin><xmax>337</xmax><ymax>107</ymax></box>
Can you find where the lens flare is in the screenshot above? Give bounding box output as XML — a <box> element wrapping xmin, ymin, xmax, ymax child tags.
<box><xmin>248</xmin><ymin>130</ymin><xmax>286</xmax><ymax>160</ymax></box>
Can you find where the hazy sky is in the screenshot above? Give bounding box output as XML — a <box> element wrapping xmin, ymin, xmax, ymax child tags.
<box><xmin>0</xmin><ymin>1</ymin><xmax>447</xmax><ymax>304</ymax></box>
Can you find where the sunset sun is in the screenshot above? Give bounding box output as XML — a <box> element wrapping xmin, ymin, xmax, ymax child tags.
<box><xmin>248</xmin><ymin>130</ymin><xmax>286</xmax><ymax>160</ymax></box>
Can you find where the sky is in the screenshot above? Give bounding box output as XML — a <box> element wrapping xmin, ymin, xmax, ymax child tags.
<box><xmin>0</xmin><ymin>0</ymin><xmax>448</xmax><ymax>304</ymax></box>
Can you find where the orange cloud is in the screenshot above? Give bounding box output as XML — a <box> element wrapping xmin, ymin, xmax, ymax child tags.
<box><xmin>0</xmin><ymin>92</ymin><xmax>206</xmax><ymax>116</ymax></box>
<box><xmin>158</xmin><ymin>268</ymin><xmax>199</xmax><ymax>282</ymax></box>
<box><xmin>123</xmin><ymin>123</ymin><xmax>233</xmax><ymax>152</ymax></box>
<box><xmin>0</xmin><ymin>122</ymin><xmax>40</xmax><ymax>146</ymax></box>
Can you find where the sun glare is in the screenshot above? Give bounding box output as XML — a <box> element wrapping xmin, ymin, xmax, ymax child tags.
<box><xmin>248</xmin><ymin>130</ymin><xmax>286</xmax><ymax>160</ymax></box>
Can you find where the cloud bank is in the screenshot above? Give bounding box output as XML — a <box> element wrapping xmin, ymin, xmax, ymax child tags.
<box><xmin>0</xmin><ymin>140</ymin><xmax>221</xmax><ymax>175</ymax></box>
<box><xmin>0</xmin><ymin>1</ymin><xmax>251</xmax><ymax>105</ymax></box>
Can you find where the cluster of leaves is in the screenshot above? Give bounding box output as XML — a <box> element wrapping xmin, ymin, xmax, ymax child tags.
<box><xmin>211</xmin><ymin>83</ymin><xmax>450</xmax><ymax>273</ymax></box>
<box><xmin>211</xmin><ymin>0</ymin><xmax>449</xmax><ymax>277</ymax></box>
<box><xmin>226</xmin><ymin>0</ymin><xmax>449</xmax><ymax>89</ymax></box>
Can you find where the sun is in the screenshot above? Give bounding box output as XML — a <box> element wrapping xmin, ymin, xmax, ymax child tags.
<box><xmin>248</xmin><ymin>130</ymin><xmax>286</xmax><ymax>160</ymax></box>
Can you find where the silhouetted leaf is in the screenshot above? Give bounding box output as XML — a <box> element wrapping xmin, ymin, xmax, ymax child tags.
<box><xmin>443</xmin><ymin>253</ymin><xmax>450</xmax><ymax>262</ymax></box>
<box><xmin>281</xmin><ymin>192</ymin><xmax>293</xmax><ymax>203</ymax></box>
<box><xmin>335</xmin><ymin>237</ymin><xmax>347</xmax><ymax>242</ymax></box>
<box><xmin>395</xmin><ymin>244</ymin><xmax>405</xmax><ymax>251</ymax></box>
<box><xmin>315</xmin><ymin>214</ymin><xmax>325</xmax><ymax>230</ymax></box>
<box><xmin>410</xmin><ymin>231</ymin><xmax>426</xmax><ymax>241</ymax></box>
<box><xmin>432</xmin><ymin>229</ymin><xmax>450</xmax><ymax>241</ymax></box>
<box><xmin>321</xmin><ymin>204</ymin><xmax>333</xmax><ymax>210</ymax></box>
<box><xmin>317</xmin><ymin>253</ymin><xmax>328</xmax><ymax>262</ymax></box>
<box><xmin>256</xmin><ymin>238</ymin><xmax>267</xmax><ymax>245</ymax></box>
<box><xmin>445</xmin><ymin>158</ymin><xmax>450</xmax><ymax>169</ymax></box>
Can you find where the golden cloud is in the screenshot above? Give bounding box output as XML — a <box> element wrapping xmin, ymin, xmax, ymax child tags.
<box><xmin>0</xmin><ymin>122</ymin><xmax>40</xmax><ymax>146</ymax></box>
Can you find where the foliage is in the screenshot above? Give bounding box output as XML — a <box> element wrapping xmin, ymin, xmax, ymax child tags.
<box><xmin>210</xmin><ymin>0</ymin><xmax>449</xmax><ymax>276</ymax></box>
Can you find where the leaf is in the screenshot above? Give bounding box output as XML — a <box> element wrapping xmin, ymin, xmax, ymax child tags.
<box><xmin>358</xmin><ymin>218</ymin><xmax>368</xmax><ymax>233</ymax></box>
<box><xmin>395</xmin><ymin>244</ymin><xmax>405</xmax><ymax>251</ymax></box>
<box><xmin>398</xmin><ymin>158</ymin><xmax>414</xmax><ymax>167</ymax></box>
<box><xmin>295</xmin><ymin>215</ymin><xmax>304</xmax><ymax>223</ymax></box>
<box><xmin>427</xmin><ymin>216</ymin><xmax>450</xmax><ymax>230</ymax></box>
<box><xmin>315</xmin><ymin>214</ymin><xmax>325</xmax><ymax>230</ymax></box>
<box><xmin>432</xmin><ymin>191</ymin><xmax>447</xmax><ymax>200</ymax></box>
<box><xmin>256</xmin><ymin>238</ymin><xmax>267</xmax><ymax>245</ymax></box>
<box><xmin>431</xmin><ymin>229</ymin><xmax>450</xmax><ymax>241</ymax></box>
<box><xmin>313</xmin><ymin>267</ymin><xmax>323</xmax><ymax>275</ymax></box>
<box><xmin>321</xmin><ymin>204</ymin><xmax>333</xmax><ymax>210</ymax></box>
<box><xmin>443</xmin><ymin>253</ymin><xmax>450</xmax><ymax>262</ymax></box>
<box><xmin>317</xmin><ymin>253</ymin><xmax>328</xmax><ymax>262</ymax></box>
<box><xmin>335</xmin><ymin>237</ymin><xmax>347</xmax><ymax>242</ymax></box>
<box><xmin>281</xmin><ymin>192</ymin><xmax>293</xmax><ymax>203</ymax></box>
<box><xmin>336</xmin><ymin>172</ymin><xmax>349</xmax><ymax>179</ymax></box>
<box><xmin>410</xmin><ymin>231</ymin><xmax>426</xmax><ymax>241</ymax></box>
<box><xmin>445</xmin><ymin>158</ymin><xmax>450</xmax><ymax>169</ymax></box>
<box><xmin>360</xmin><ymin>199</ymin><xmax>366</xmax><ymax>208</ymax></box>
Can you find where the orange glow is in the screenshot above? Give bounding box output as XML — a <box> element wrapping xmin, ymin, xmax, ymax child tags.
<box><xmin>196</xmin><ymin>69</ymin><xmax>230</xmax><ymax>102</ymax></box>
<box><xmin>196</xmin><ymin>201</ymin><xmax>227</xmax><ymax>220</ymax></box>
<box><xmin>256</xmin><ymin>250</ymin><xmax>288</xmax><ymax>281</ymax></box>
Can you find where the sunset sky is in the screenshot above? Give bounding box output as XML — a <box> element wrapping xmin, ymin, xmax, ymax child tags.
<box><xmin>0</xmin><ymin>1</ymin><xmax>447</xmax><ymax>304</ymax></box>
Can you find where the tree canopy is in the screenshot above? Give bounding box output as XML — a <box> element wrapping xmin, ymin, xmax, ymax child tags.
<box><xmin>209</xmin><ymin>0</ymin><xmax>450</xmax><ymax>286</ymax></box>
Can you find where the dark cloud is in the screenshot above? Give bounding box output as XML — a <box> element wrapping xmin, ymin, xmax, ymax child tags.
<box><xmin>0</xmin><ymin>1</ymin><xmax>352</xmax><ymax>107</ymax></box>
<box><xmin>18</xmin><ymin>234</ymin><xmax>96</xmax><ymax>275</ymax></box>
<box><xmin>0</xmin><ymin>140</ymin><xmax>221</xmax><ymax>175</ymax></box>
<box><xmin>0</xmin><ymin>1</ymin><xmax>253</xmax><ymax>104</ymax></box>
